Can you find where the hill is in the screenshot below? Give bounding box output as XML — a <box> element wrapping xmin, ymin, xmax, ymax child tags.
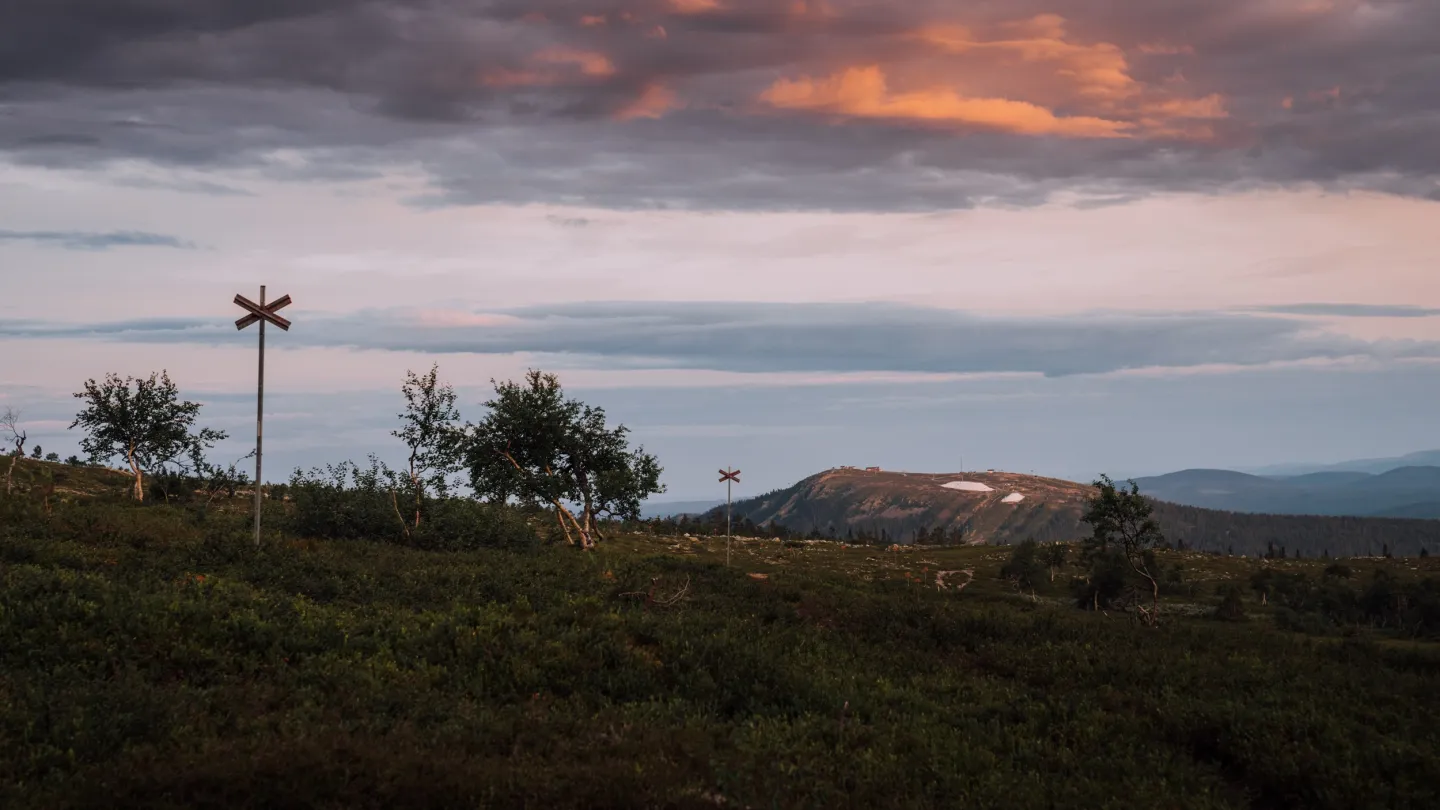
<box><xmin>713</xmin><ymin>468</ymin><xmax>1440</xmax><ymax>557</ymax></box>
<box><xmin>639</xmin><ymin>499</ymin><xmax>725</xmax><ymax>519</ymax></box>
<box><xmin>1133</xmin><ymin>466</ymin><xmax>1440</xmax><ymax>518</ymax></box>
<box><xmin>1246</xmin><ymin>449</ymin><xmax>1440</xmax><ymax>476</ymax></box>
<box><xmin>713</xmin><ymin>468</ymin><xmax>1094</xmax><ymax>545</ymax></box>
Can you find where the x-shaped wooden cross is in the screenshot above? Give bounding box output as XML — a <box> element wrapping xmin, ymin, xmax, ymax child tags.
<box><xmin>234</xmin><ymin>293</ymin><xmax>293</xmax><ymax>331</ymax></box>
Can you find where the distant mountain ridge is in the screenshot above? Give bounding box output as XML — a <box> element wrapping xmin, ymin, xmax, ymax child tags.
<box><xmin>1131</xmin><ymin>465</ymin><xmax>1440</xmax><ymax>519</ymax></box>
<box><xmin>1244</xmin><ymin>449</ymin><xmax>1440</xmax><ymax>477</ymax></box>
<box><xmin>710</xmin><ymin>468</ymin><xmax>1440</xmax><ymax>557</ymax></box>
<box><xmin>641</xmin><ymin>499</ymin><xmax>726</xmax><ymax>519</ymax></box>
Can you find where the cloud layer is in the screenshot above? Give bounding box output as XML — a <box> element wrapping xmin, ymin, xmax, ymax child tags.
<box><xmin>2</xmin><ymin>0</ymin><xmax>1437</xmax><ymax>209</ymax></box>
<box><xmin>4</xmin><ymin>302</ymin><xmax>1437</xmax><ymax>377</ymax></box>
<box><xmin>1255</xmin><ymin>303</ymin><xmax>1440</xmax><ymax>318</ymax></box>
<box><xmin>0</xmin><ymin>228</ymin><xmax>195</xmax><ymax>250</ymax></box>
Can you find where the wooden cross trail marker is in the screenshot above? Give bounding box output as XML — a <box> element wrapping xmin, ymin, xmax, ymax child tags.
<box><xmin>233</xmin><ymin>286</ymin><xmax>292</xmax><ymax>548</ymax></box>
<box><xmin>719</xmin><ymin>468</ymin><xmax>740</xmax><ymax>566</ymax></box>
<box><xmin>234</xmin><ymin>293</ymin><xmax>292</xmax><ymax>331</ymax></box>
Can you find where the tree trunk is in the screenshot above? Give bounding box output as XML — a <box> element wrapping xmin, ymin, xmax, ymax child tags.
<box><xmin>581</xmin><ymin>491</ymin><xmax>597</xmax><ymax>546</ymax></box>
<box><xmin>390</xmin><ymin>486</ymin><xmax>411</xmax><ymax>541</ymax></box>
<box><xmin>1130</xmin><ymin>561</ymin><xmax>1160</xmax><ymax>626</ymax></box>
<box><xmin>555</xmin><ymin>506</ymin><xmax>574</xmax><ymax>545</ymax></box>
<box><xmin>569</xmin><ymin>507</ymin><xmax>594</xmax><ymax>549</ymax></box>
<box><xmin>127</xmin><ymin>446</ymin><xmax>144</xmax><ymax>501</ymax></box>
<box><xmin>549</xmin><ymin>498</ymin><xmax>591</xmax><ymax>548</ymax></box>
<box><xmin>564</xmin><ymin>504</ymin><xmax>592</xmax><ymax>548</ymax></box>
<box><xmin>409</xmin><ymin>455</ymin><xmax>422</xmax><ymax>529</ymax></box>
<box><xmin>4</xmin><ymin>453</ymin><xmax>16</xmax><ymax>495</ymax></box>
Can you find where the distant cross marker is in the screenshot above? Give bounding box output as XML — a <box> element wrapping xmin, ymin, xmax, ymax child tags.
<box><xmin>719</xmin><ymin>468</ymin><xmax>740</xmax><ymax>566</ymax></box>
<box><xmin>234</xmin><ymin>286</ymin><xmax>292</xmax><ymax>548</ymax></box>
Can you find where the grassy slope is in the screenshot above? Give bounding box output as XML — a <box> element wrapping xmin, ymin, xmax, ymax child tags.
<box><xmin>3</xmin><ymin>506</ymin><xmax>1440</xmax><ymax>809</ymax></box>
<box><xmin>6</xmin><ymin>457</ymin><xmax>136</xmax><ymax>497</ymax></box>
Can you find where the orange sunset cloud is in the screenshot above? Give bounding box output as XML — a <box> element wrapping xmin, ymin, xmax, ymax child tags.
<box><xmin>763</xmin><ymin>15</ymin><xmax>1227</xmax><ymax>139</ymax></box>
<box><xmin>669</xmin><ymin>0</ymin><xmax>723</xmax><ymax>13</ymax></box>
<box><xmin>482</xmin><ymin>47</ymin><xmax>616</xmax><ymax>87</ymax></box>
<box><xmin>918</xmin><ymin>20</ymin><xmax>1139</xmax><ymax>104</ymax></box>
<box><xmin>761</xmin><ymin>66</ymin><xmax>1132</xmax><ymax>138</ymax></box>
<box><xmin>616</xmin><ymin>83</ymin><xmax>679</xmax><ymax>120</ymax></box>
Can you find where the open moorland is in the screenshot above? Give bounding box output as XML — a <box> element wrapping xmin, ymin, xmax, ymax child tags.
<box><xmin>3</xmin><ymin>457</ymin><xmax>1440</xmax><ymax>810</ymax></box>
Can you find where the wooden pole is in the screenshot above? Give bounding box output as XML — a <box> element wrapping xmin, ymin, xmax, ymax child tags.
<box><xmin>254</xmin><ymin>285</ymin><xmax>265</xmax><ymax>548</ymax></box>
<box><xmin>232</xmin><ymin>285</ymin><xmax>290</xmax><ymax>550</ymax></box>
<box><xmin>726</xmin><ymin>474</ymin><xmax>732</xmax><ymax>567</ymax></box>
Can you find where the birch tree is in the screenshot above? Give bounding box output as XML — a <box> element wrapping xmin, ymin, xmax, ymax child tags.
<box><xmin>69</xmin><ymin>371</ymin><xmax>226</xmax><ymax>501</ymax></box>
<box><xmin>393</xmin><ymin>363</ymin><xmax>462</xmax><ymax>528</ymax></box>
<box><xmin>1081</xmin><ymin>475</ymin><xmax>1167</xmax><ymax>625</ymax></box>
<box><xmin>461</xmin><ymin>370</ymin><xmax>663</xmax><ymax>548</ymax></box>
<box><xmin>1</xmin><ymin>406</ymin><xmax>25</xmax><ymax>494</ymax></box>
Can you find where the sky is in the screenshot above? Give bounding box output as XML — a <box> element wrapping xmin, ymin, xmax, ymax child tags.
<box><xmin>2</xmin><ymin>0</ymin><xmax>1439</xmax><ymax>500</ymax></box>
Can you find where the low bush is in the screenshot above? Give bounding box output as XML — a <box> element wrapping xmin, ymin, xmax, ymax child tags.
<box><xmin>284</xmin><ymin>456</ymin><xmax>538</xmax><ymax>550</ymax></box>
<box><xmin>1213</xmin><ymin>584</ymin><xmax>1248</xmax><ymax>622</ymax></box>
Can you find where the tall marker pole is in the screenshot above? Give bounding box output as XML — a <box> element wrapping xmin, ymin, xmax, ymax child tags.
<box><xmin>234</xmin><ymin>287</ymin><xmax>294</xmax><ymax>549</ymax></box>
<box><xmin>255</xmin><ymin>286</ymin><xmax>265</xmax><ymax>547</ymax></box>
<box><xmin>719</xmin><ymin>468</ymin><xmax>740</xmax><ymax>567</ymax></box>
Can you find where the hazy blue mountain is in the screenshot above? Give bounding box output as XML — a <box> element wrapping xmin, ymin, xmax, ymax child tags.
<box><xmin>640</xmin><ymin>499</ymin><xmax>725</xmax><ymax>519</ymax></box>
<box><xmin>1245</xmin><ymin>449</ymin><xmax>1440</xmax><ymax>476</ymax></box>
<box><xmin>1132</xmin><ymin>465</ymin><xmax>1440</xmax><ymax>518</ymax></box>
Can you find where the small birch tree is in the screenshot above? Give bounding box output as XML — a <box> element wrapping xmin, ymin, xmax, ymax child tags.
<box><xmin>462</xmin><ymin>370</ymin><xmax>663</xmax><ymax>548</ymax></box>
<box><xmin>69</xmin><ymin>371</ymin><xmax>226</xmax><ymax>500</ymax></box>
<box><xmin>1</xmin><ymin>406</ymin><xmax>26</xmax><ymax>494</ymax></box>
<box><xmin>1081</xmin><ymin>475</ymin><xmax>1166</xmax><ymax>625</ymax></box>
<box><xmin>392</xmin><ymin>364</ymin><xmax>462</xmax><ymax>528</ymax></box>
<box><xmin>1042</xmin><ymin>542</ymin><xmax>1069</xmax><ymax>582</ymax></box>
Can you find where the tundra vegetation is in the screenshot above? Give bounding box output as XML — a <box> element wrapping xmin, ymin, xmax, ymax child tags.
<box><xmin>1</xmin><ymin>366</ymin><xmax>1438</xmax><ymax>809</ymax></box>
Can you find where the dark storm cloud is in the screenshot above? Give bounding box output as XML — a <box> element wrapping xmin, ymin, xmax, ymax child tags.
<box><xmin>4</xmin><ymin>302</ymin><xmax>1438</xmax><ymax>377</ymax></box>
<box><xmin>0</xmin><ymin>228</ymin><xmax>197</xmax><ymax>250</ymax></box>
<box><xmin>0</xmin><ymin>0</ymin><xmax>1437</xmax><ymax>210</ymax></box>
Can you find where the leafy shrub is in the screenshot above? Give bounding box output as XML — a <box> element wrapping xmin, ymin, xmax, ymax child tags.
<box><xmin>285</xmin><ymin>455</ymin><xmax>537</xmax><ymax>549</ymax></box>
<box><xmin>1274</xmin><ymin>606</ymin><xmax>1338</xmax><ymax>636</ymax></box>
<box><xmin>1000</xmin><ymin>539</ymin><xmax>1045</xmax><ymax>592</ymax></box>
<box><xmin>1213</xmin><ymin>584</ymin><xmax>1248</xmax><ymax>622</ymax></box>
<box><xmin>1071</xmin><ymin>550</ymin><xmax>1135</xmax><ymax>610</ymax></box>
<box><xmin>0</xmin><ymin>491</ymin><xmax>48</xmax><ymax>540</ymax></box>
<box><xmin>285</xmin><ymin>456</ymin><xmax>412</xmax><ymax>541</ymax></box>
<box><xmin>0</xmin><ymin>492</ymin><xmax>206</xmax><ymax>551</ymax></box>
<box><xmin>409</xmin><ymin>497</ymin><xmax>538</xmax><ymax>551</ymax></box>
